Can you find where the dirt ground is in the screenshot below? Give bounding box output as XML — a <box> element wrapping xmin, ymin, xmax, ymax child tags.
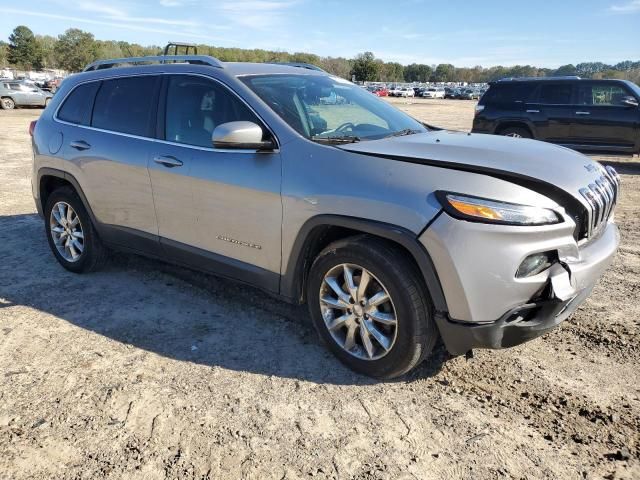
<box><xmin>1</xmin><ymin>99</ymin><xmax>639</xmax><ymax>480</ymax></box>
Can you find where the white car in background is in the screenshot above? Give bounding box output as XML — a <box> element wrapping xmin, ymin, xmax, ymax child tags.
<box><xmin>422</xmin><ymin>87</ymin><xmax>445</xmax><ymax>99</ymax></box>
<box><xmin>388</xmin><ymin>86</ymin><xmax>401</xmax><ymax>97</ymax></box>
<box><xmin>397</xmin><ymin>87</ymin><xmax>415</xmax><ymax>98</ymax></box>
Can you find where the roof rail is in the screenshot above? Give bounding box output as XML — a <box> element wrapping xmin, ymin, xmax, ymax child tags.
<box><xmin>267</xmin><ymin>62</ymin><xmax>326</xmax><ymax>72</ymax></box>
<box><xmin>496</xmin><ymin>75</ymin><xmax>581</xmax><ymax>82</ymax></box>
<box><xmin>83</xmin><ymin>55</ymin><xmax>224</xmax><ymax>72</ymax></box>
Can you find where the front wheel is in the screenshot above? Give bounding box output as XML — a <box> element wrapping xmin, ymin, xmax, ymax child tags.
<box><xmin>307</xmin><ymin>236</ymin><xmax>439</xmax><ymax>379</ymax></box>
<box><xmin>1</xmin><ymin>97</ymin><xmax>15</xmax><ymax>110</ymax></box>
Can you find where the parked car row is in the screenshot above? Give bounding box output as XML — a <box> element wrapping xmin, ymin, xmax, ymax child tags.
<box><xmin>367</xmin><ymin>83</ymin><xmax>488</xmax><ymax>100</ymax></box>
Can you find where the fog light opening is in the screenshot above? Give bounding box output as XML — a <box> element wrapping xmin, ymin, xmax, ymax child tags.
<box><xmin>516</xmin><ymin>251</ymin><xmax>556</xmax><ymax>278</ymax></box>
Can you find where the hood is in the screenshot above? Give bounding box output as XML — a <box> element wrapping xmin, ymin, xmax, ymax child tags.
<box><xmin>339</xmin><ymin>130</ymin><xmax>606</xmax><ymax>206</ymax></box>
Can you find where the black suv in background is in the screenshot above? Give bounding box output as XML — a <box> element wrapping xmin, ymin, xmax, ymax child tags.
<box><xmin>472</xmin><ymin>77</ymin><xmax>640</xmax><ymax>154</ymax></box>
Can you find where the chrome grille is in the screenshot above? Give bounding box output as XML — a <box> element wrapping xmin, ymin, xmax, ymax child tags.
<box><xmin>579</xmin><ymin>166</ymin><xmax>620</xmax><ymax>239</ymax></box>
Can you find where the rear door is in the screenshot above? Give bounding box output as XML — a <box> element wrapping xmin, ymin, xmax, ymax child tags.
<box><xmin>8</xmin><ymin>83</ymin><xmax>29</xmax><ymax>105</ymax></box>
<box><xmin>22</xmin><ymin>84</ymin><xmax>46</xmax><ymax>105</ymax></box>
<box><xmin>570</xmin><ymin>81</ymin><xmax>640</xmax><ymax>151</ymax></box>
<box><xmin>148</xmin><ymin>74</ymin><xmax>282</xmax><ymax>290</ymax></box>
<box><xmin>56</xmin><ymin>75</ymin><xmax>161</xmax><ymax>249</ymax></box>
<box><xmin>525</xmin><ymin>82</ymin><xmax>575</xmax><ymax>143</ymax></box>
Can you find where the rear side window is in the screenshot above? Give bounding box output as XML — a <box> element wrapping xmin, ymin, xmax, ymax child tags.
<box><xmin>92</xmin><ymin>76</ymin><xmax>159</xmax><ymax>137</ymax></box>
<box><xmin>480</xmin><ymin>83</ymin><xmax>535</xmax><ymax>105</ymax></box>
<box><xmin>537</xmin><ymin>83</ymin><xmax>573</xmax><ymax>104</ymax></box>
<box><xmin>57</xmin><ymin>82</ymin><xmax>100</xmax><ymax>125</ymax></box>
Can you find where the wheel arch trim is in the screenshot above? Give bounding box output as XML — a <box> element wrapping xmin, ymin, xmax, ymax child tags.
<box><xmin>495</xmin><ymin>119</ymin><xmax>536</xmax><ymax>137</ymax></box>
<box><xmin>280</xmin><ymin>214</ymin><xmax>449</xmax><ymax>313</ymax></box>
<box><xmin>37</xmin><ymin>168</ymin><xmax>99</xmax><ymax>226</ymax></box>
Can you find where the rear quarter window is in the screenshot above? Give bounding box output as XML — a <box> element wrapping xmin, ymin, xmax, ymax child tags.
<box><xmin>57</xmin><ymin>82</ymin><xmax>100</xmax><ymax>125</ymax></box>
<box><xmin>91</xmin><ymin>76</ymin><xmax>159</xmax><ymax>137</ymax></box>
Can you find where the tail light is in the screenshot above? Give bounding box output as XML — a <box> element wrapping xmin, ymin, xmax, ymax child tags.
<box><xmin>29</xmin><ymin>120</ymin><xmax>37</xmax><ymax>137</ymax></box>
<box><xmin>474</xmin><ymin>105</ymin><xmax>485</xmax><ymax>116</ymax></box>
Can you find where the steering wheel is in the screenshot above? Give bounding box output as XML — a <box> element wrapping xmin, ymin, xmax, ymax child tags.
<box><xmin>335</xmin><ymin>122</ymin><xmax>355</xmax><ymax>133</ymax></box>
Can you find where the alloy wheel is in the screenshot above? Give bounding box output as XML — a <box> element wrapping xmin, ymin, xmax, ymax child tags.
<box><xmin>319</xmin><ymin>263</ymin><xmax>398</xmax><ymax>360</ymax></box>
<box><xmin>49</xmin><ymin>201</ymin><xmax>84</xmax><ymax>262</ymax></box>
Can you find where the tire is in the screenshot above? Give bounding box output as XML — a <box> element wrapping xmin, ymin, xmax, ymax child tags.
<box><xmin>499</xmin><ymin>126</ymin><xmax>532</xmax><ymax>139</ymax></box>
<box><xmin>306</xmin><ymin>235</ymin><xmax>439</xmax><ymax>379</ymax></box>
<box><xmin>1</xmin><ymin>97</ymin><xmax>15</xmax><ymax>110</ymax></box>
<box><xmin>44</xmin><ymin>186</ymin><xmax>108</xmax><ymax>273</ymax></box>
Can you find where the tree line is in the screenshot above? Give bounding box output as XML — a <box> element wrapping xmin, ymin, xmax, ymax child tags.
<box><xmin>1</xmin><ymin>25</ymin><xmax>639</xmax><ymax>84</ymax></box>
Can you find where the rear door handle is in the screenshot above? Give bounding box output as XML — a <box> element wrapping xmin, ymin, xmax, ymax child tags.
<box><xmin>153</xmin><ymin>155</ymin><xmax>183</xmax><ymax>168</ymax></box>
<box><xmin>69</xmin><ymin>140</ymin><xmax>91</xmax><ymax>151</ymax></box>
<box><xmin>575</xmin><ymin>111</ymin><xmax>591</xmax><ymax>115</ymax></box>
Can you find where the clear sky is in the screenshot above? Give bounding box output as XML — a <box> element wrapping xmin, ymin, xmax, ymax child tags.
<box><xmin>0</xmin><ymin>0</ymin><xmax>638</xmax><ymax>67</ymax></box>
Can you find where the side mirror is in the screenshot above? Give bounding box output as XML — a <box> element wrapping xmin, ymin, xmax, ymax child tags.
<box><xmin>211</xmin><ymin>121</ymin><xmax>275</xmax><ymax>151</ymax></box>
<box><xmin>621</xmin><ymin>96</ymin><xmax>639</xmax><ymax>107</ymax></box>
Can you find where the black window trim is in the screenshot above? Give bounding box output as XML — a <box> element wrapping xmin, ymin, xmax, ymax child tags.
<box><xmin>53</xmin><ymin>72</ymin><xmax>280</xmax><ymax>153</ymax></box>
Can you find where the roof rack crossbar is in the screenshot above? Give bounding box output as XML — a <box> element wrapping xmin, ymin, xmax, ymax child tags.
<box><xmin>83</xmin><ymin>55</ymin><xmax>223</xmax><ymax>72</ymax></box>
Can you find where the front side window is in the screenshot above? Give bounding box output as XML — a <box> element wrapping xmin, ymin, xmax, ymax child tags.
<box><xmin>92</xmin><ymin>76</ymin><xmax>159</xmax><ymax>137</ymax></box>
<box><xmin>57</xmin><ymin>82</ymin><xmax>100</xmax><ymax>125</ymax></box>
<box><xmin>577</xmin><ymin>83</ymin><xmax>630</xmax><ymax>106</ymax></box>
<box><xmin>165</xmin><ymin>75</ymin><xmax>260</xmax><ymax>148</ymax></box>
<box><xmin>537</xmin><ymin>83</ymin><xmax>573</xmax><ymax>104</ymax></box>
<box><xmin>241</xmin><ymin>74</ymin><xmax>427</xmax><ymax>143</ymax></box>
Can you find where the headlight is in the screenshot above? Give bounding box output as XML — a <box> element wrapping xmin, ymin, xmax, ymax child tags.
<box><xmin>436</xmin><ymin>191</ymin><xmax>562</xmax><ymax>226</ymax></box>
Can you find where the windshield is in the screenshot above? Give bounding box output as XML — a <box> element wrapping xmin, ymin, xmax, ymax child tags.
<box><xmin>240</xmin><ymin>74</ymin><xmax>427</xmax><ymax>143</ymax></box>
<box><xmin>624</xmin><ymin>80</ymin><xmax>640</xmax><ymax>98</ymax></box>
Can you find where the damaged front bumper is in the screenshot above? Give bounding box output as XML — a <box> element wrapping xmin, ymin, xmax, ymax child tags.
<box><xmin>420</xmin><ymin>213</ymin><xmax>619</xmax><ymax>355</ymax></box>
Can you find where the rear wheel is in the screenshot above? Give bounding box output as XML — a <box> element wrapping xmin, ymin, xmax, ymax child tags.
<box><xmin>1</xmin><ymin>97</ymin><xmax>15</xmax><ymax>110</ymax></box>
<box><xmin>499</xmin><ymin>126</ymin><xmax>532</xmax><ymax>139</ymax></box>
<box><xmin>44</xmin><ymin>187</ymin><xmax>108</xmax><ymax>273</ymax></box>
<box><xmin>307</xmin><ymin>236</ymin><xmax>438</xmax><ymax>379</ymax></box>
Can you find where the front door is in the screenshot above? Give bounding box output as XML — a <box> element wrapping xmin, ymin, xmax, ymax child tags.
<box><xmin>148</xmin><ymin>74</ymin><xmax>282</xmax><ymax>290</ymax></box>
<box><xmin>570</xmin><ymin>81</ymin><xmax>640</xmax><ymax>151</ymax></box>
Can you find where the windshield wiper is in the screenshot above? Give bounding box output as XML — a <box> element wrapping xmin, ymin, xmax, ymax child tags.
<box><xmin>385</xmin><ymin>128</ymin><xmax>422</xmax><ymax>138</ymax></box>
<box><xmin>311</xmin><ymin>135</ymin><xmax>361</xmax><ymax>144</ymax></box>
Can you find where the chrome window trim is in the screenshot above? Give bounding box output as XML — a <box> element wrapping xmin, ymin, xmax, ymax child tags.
<box><xmin>52</xmin><ymin>71</ymin><xmax>281</xmax><ymax>154</ymax></box>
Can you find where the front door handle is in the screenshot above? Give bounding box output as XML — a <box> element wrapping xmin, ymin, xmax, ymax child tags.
<box><xmin>70</xmin><ymin>140</ymin><xmax>91</xmax><ymax>151</ymax></box>
<box><xmin>526</xmin><ymin>109</ymin><xmax>540</xmax><ymax>113</ymax></box>
<box><xmin>575</xmin><ymin>111</ymin><xmax>591</xmax><ymax>115</ymax></box>
<box><xmin>153</xmin><ymin>155</ymin><xmax>183</xmax><ymax>168</ymax></box>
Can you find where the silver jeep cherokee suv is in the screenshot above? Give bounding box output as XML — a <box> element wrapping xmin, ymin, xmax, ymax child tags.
<box><xmin>31</xmin><ymin>55</ymin><xmax>620</xmax><ymax>378</ymax></box>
